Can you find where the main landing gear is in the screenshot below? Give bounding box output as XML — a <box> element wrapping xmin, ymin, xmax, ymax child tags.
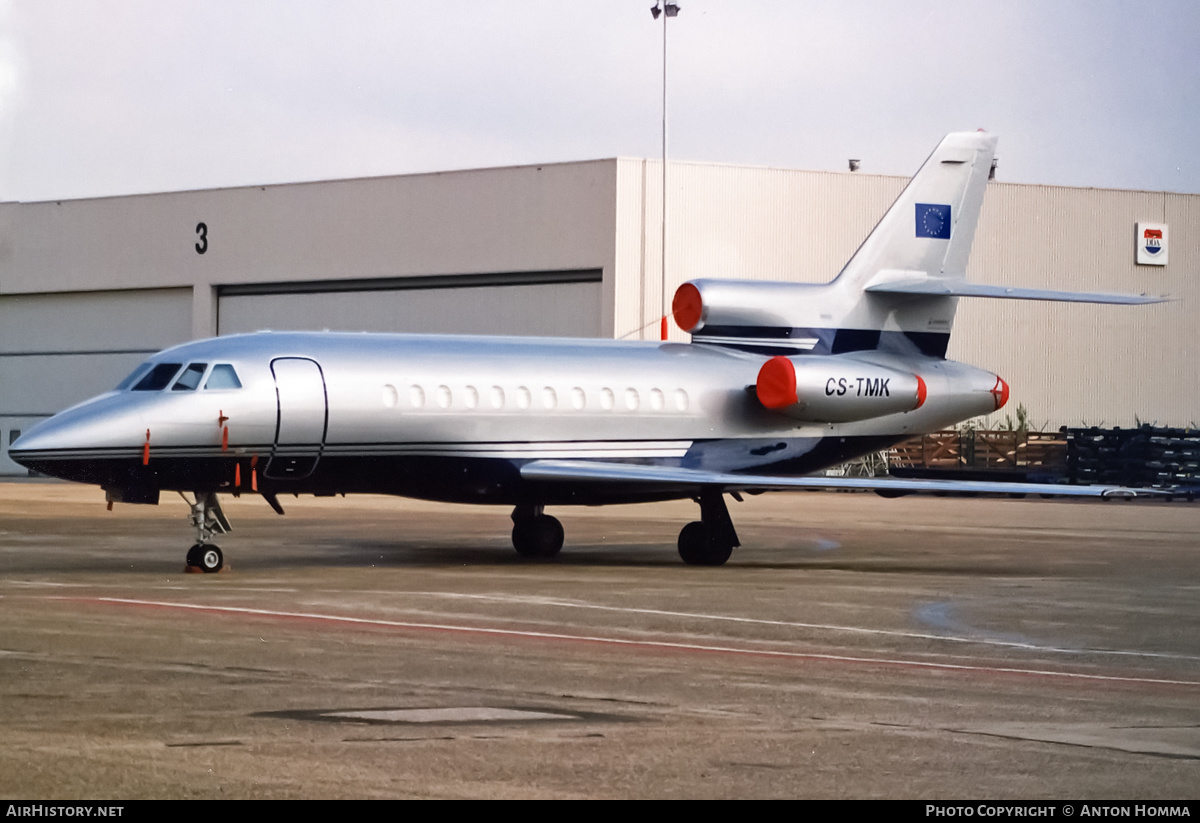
<box><xmin>509</xmin><ymin>491</ymin><xmax>740</xmax><ymax>566</ymax></box>
<box><xmin>511</xmin><ymin>504</ymin><xmax>564</xmax><ymax>559</ymax></box>
<box><xmin>677</xmin><ymin>489</ymin><xmax>740</xmax><ymax>566</ymax></box>
<box><xmin>181</xmin><ymin>491</ymin><xmax>232</xmax><ymax>573</ymax></box>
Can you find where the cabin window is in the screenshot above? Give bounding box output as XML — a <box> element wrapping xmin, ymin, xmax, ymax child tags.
<box><xmin>132</xmin><ymin>363</ymin><xmax>183</xmax><ymax>392</ymax></box>
<box><xmin>171</xmin><ymin>363</ymin><xmax>208</xmax><ymax>391</ymax></box>
<box><xmin>204</xmin><ymin>364</ymin><xmax>242</xmax><ymax>390</ymax></box>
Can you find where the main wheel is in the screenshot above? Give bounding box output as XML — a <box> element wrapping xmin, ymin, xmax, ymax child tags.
<box><xmin>512</xmin><ymin>514</ymin><xmax>565</xmax><ymax>558</ymax></box>
<box><xmin>193</xmin><ymin>544</ymin><xmax>224</xmax><ymax>573</ymax></box>
<box><xmin>677</xmin><ymin>521</ymin><xmax>733</xmax><ymax>566</ymax></box>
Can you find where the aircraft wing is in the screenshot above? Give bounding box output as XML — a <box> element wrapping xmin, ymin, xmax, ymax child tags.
<box><xmin>865</xmin><ymin>279</ymin><xmax>1167</xmax><ymax>304</ymax></box>
<box><xmin>519</xmin><ymin>459</ymin><xmax>1164</xmax><ymax>498</ymax></box>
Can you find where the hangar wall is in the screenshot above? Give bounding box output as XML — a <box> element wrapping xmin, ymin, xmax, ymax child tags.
<box><xmin>952</xmin><ymin>185</ymin><xmax>1194</xmax><ymax>429</ymax></box>
<box><xmin>1</xmin><ymin>155</ymin><xmax>1195</xmax><ymax>475</ymax></box>
<box><xmin>215</xmin><ymin>274</ymin><xmax>603</xmax><ymax>338</ymax></box>
<box><xmin>0</xmin><ymin>288</ymin><xmax>195</xmax><ymax>474</ymax></box>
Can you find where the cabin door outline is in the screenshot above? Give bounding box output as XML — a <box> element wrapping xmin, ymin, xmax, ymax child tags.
<box><xmin>264</xmin><ymin>357</ymin><xmax>328</xmax><ymax>481</ymax></box>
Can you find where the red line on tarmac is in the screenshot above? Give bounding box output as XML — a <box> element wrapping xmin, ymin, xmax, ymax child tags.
<box><xmin>57</xmin><ymin>596</ymin><xmax>1200</xmax><ymax>690</ymax></box>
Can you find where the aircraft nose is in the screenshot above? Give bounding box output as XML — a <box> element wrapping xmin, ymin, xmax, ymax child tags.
<box><xmin>9</xmin><ymin>428</ymin><xmax>33</xmax><ymax>457</ymax></box>
<box><xmin>7</xmin><ymin>394</ymin><xmax>144</xmax><ymax>480</ymax></box>
<box><xmin>9</xmin><ymin>413</ymin><xmax>91</xmax><ymax>477</ymax></box>
<box><xmin>10</xmin><ymin>423</ymin><xmax>62</xmax><ymax>454</ymax></box>
<box><xmin>9</xmin><ymin>421</ymin><xmax>69</xmax><ymax>478</ymax></box>
<box><xmin>9</xmin><ymin>420</ymin><xmax>84</xmax><ymax>461</ymax></box>
<box><xmin>14</xmin><ymin>406</ymin><xmax>97</xmax><ymax>453</ymax></box>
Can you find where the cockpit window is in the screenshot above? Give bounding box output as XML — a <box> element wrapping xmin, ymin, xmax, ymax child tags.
<box><xmin>132</xmin><ymin>363</ymin><xmax>183</xmax><ymax>392</ymax></box>
<box><xmin>204</xmin><ymin>364</ymin><xmax>242</xmax><ymax>390</ymax></box>
<box><xmin>115</xmin><ymin>363</ymin><xmax>152</xmax><ymax>391</ymax></box>
<box><xmin>170</xmin><ymin>363</ymin><xmax>208</xmax><ymax>392</ymax></box>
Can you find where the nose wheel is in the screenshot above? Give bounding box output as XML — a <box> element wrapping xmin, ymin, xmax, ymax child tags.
<box><xmin>186</xmin><ymin>543</ymin><xmax>224</xmax><ymax>573</ymax></box>
<box><xmin>181</xmin><ymin>491</ymin><xmax>232</xmax><ymax>573</ymax></box>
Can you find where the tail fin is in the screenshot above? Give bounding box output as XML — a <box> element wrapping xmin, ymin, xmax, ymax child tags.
<box><xmin>675</xmin><ymin>131</ymin><xmax>1162</xmax><ymax>358</ymax></box>
<box><xmin>841</xmin><ymin>130</ymin><xmax>1163</xmax><ymax>304</ymax></box>
<box><xmin>834</xmin><ymin>131</ymin><xmax>997</xmax><ymax>291</ymax></box>
<box><xmin>675</xmin><ymin>132</ymin><xmax>997</xmax><ymax>357</ymax></box>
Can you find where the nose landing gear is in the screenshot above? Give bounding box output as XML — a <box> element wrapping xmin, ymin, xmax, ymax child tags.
<box><xmin>185</xmin><ymin>543</ymin><xmax>224</xmax><ymax>573</ymax></box>
<box><xmin>181</xmin><ymin>491</ymin><xmax>231</xmax><ymax>573</ymax></box>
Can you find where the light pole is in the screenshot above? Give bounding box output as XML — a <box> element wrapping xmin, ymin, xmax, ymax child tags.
<box><xmin>651</xmin><ymin>1</ymin><xmax>679</xmax><ymax>340</ymax></box>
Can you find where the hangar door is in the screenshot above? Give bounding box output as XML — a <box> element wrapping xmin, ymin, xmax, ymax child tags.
<box><xmin>0</xmin><ymin>288</ymin><xmax>193</xmax><ymax>475</ymax></box>
<box><xmin>217</xmin><ymin>271</ymin><xmax>603</xmax><ymax>338</ymax></box>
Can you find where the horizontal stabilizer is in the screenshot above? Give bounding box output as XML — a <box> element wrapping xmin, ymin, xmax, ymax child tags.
<box><xmin>520</xmin><ymin>459</ymin><xmax>1163</xmax><ymax>498</ymax></box>
<box><xmin>865</xmin><ymin>278</ymin><xmax>1167</xmax><ymax>305</ymax></box>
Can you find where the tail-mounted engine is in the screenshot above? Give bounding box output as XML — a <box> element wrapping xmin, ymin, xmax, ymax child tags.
<box><xmin>755</xmin><ymin>355</ymin><xmax>927</xmax><ymax>423</ymax></box>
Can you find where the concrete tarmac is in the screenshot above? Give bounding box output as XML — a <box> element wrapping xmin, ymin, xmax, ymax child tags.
<box><xmin>1</xmin><ymin>481</ymin><xmax>1199</xmax><ymax>799</ymax></box>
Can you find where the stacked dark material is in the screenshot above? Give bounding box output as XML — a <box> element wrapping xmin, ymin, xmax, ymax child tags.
<box><xmin>1067</xmin><ymin>426</ymin><xmax>1200</xmax><ymax>493</ymax></box>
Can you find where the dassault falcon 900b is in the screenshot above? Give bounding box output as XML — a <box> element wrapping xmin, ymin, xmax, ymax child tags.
<box><xmin>10</xmin><ymin>132</ymin><xmax>1164</xmax><ymax>570</ymax></box>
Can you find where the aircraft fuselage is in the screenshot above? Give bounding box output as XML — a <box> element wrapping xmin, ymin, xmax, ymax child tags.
<box><xmin>12</xmin><ymin>331</ymin><xmax>1002</xmax><ymax>506</ymax></box>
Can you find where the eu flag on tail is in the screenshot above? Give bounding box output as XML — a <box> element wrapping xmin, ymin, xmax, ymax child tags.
<box><xmin>915</xmin><ymin>203</ymin><xmax>951</xmax><ymax>239</ymax></box>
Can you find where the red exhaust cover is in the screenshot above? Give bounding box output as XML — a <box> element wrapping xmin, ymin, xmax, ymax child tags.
<box><xmin>992</xmin><ymin>376</ymin><xmax>1010</xmax><ymax>410</ymax></box>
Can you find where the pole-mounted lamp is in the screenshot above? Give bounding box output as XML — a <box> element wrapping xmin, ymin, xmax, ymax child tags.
<box><xmin>650</xmin><ymin>2</ymin><xmax>680</xmax><ymax>340</ymax></box>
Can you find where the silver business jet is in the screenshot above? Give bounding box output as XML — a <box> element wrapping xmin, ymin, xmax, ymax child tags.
<box><xmin>10</xmin><ymin>132</ymin><xmax>1163</xmax><ymax>570</ymax></box>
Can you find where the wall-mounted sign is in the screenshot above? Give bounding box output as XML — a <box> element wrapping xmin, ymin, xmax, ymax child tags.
<box><xmin>1136</xmin><ymin>222</ymin><xmax>1168</xmax><ymax>266</ymax></box>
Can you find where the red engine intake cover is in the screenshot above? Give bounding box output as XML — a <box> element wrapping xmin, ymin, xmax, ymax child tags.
<box><xmin>756</xmin><ymin>356</ymin><xmax>798</xmax><ymax>410</ymax></box>
<box><xmin>672</xmin><ymin>283</ymin><xmax>704</xmax><ymax>333</ymax></box>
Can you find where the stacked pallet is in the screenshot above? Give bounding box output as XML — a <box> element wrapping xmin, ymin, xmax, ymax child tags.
<box><xmin>889</xmin><ymin>431</ymin><xmax>1067</xmax><ymax>473</ymax></box>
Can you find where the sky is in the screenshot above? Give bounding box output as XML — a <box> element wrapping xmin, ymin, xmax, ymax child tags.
<box><xmin>1</xmin><ymin>0</ymin><xmax>1197</xmax><ymax>202</ymax></box>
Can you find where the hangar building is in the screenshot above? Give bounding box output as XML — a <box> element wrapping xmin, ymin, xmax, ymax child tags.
<box><xmin>1</xmin><ymin>156</ymin><xmax>1195</xmax><ymax>475</ymax></box>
